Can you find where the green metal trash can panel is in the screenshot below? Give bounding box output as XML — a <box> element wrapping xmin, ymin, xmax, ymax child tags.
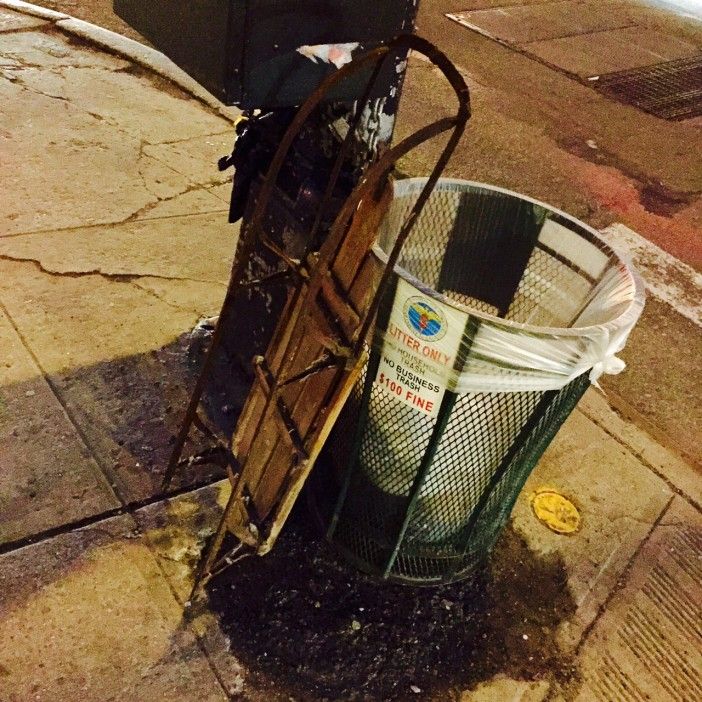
<box><xmin>313</xmin><ymin>179</ymin><xmax>644</xmax><ymax>585</ymax></box>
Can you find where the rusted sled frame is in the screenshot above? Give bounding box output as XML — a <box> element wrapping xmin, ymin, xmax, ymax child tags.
<box><xmin>184</xmin><ymin>35</ymin><xmax>470</xmax><ymax>600</ymax></box>
<box><xmin>162</xmin><ymin>44</ymin><xmax>397</xmax><ymax>492</ymax></box>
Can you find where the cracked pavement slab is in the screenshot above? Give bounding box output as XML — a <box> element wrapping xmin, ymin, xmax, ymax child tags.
<box><xmin>0</xmin><ymin>28</ymin><xmax>232</xmax><ymax>236</ymax></box>
<box><xmin>0</xmin><ymin>20</ymin><xmax>237</xmax><ymax>505</ymax></box>
<box><xmin>0</xmin><ymin>213</ymin><xmax>237</xmax><ymax>283</ymax></box>
<box><xmin>0</xmin><ymin>258</ymin><xmax>213</xmax><ymax>373</ymax></box>
<box><xmin>1</xmin><ymin>74</ymin><xmax>157</xmax><ymax>234</ymax></box>
<box><xmin>512</xmin><ymin>400</ymin><xmax>674</xmax><ymax>651</ymax></box>
<box><xmin>0</xmin><ymin>255</ymin><xmax>226</xmax><ymax>501</ymax></box>
<box><xmin>12</xmin><ymin>63</ymin><xmax>229</xmax><ymax>142</ymax></box>
<box><xmin>0</xmin><ymin>513</ymin><xmax>230</xmax><ymax>701</ymax></box>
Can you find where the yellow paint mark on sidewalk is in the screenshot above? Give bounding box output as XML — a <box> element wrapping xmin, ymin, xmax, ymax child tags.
<box><xmin>531</xmin><ymin>489</ymin><xmax>581</xmax><ymax>534</ymax></box>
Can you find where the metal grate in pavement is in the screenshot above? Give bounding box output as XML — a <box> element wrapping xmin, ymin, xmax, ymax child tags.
<box><xmin>593</xmin><ymin>55</ymin><xmax>702</xmax><ymax>120</ymax></box>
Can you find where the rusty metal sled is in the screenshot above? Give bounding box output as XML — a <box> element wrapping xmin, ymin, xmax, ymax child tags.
<box><xmin>165</xmin><ymin>35</ymin><xmax>471</xmax><ymax>596</ymax></box>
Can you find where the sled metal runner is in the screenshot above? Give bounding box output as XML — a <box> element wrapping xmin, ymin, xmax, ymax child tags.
<box><xmin>162</xmin><ymin>35</ymin><xmax>471</xmax><ymax>596</ymax></box>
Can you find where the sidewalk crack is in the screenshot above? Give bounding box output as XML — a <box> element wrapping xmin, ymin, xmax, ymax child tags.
<box><xmin>0</xmin><ymin>253</ymin><xmax>225</xmax><ymax>288</ymax></box>
<box><xmin>150</xmin><ymin>130</ymin><xmax>234</xmax><ymax>147</ymax></box>
<box><xmin>131</xmin><ymin>280</ymin><xmax>220</xmax><ymax>318</ymax></box>
<box><xmin>2</xmin><ymin>71</ymin><xmax>71</xmax><ymax>103</ymax></box>
<box><xmin>125</xmin><ymin>178</ymin><xmax>231</xmax><ymax>222</ymax></box>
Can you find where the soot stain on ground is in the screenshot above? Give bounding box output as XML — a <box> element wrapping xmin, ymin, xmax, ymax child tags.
<box><xmin>52</xmin><ymin>324</ymin><xmax>252</xmax><ymax>497</ymax></box>
<box><xmin>208</xmin><ymin>507</ymin><xmax>577</xmax><ymax>701</ymax></box>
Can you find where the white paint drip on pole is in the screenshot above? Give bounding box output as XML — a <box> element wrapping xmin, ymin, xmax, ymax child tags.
<box><xmin>599</xmin><ymin>223</ymin><xmax>701</xmax><ymax>327</ymax></box>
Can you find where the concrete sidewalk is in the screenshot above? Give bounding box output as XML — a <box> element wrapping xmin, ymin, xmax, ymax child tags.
<box><xmin>0</xmin><ymin>3</ymin><xmax>700</xmax><ymax>701</ymax></box>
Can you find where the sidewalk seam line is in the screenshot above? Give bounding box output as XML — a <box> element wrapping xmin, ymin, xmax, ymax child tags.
<box><xmin>118</xmin><ymin>492</ymin><xmax>236</xmax><ymax>699</ymax></box>
<box><xmin>576</xmin><ymin>404</ymin><xmax>701</xmax><ymax>512</ymax></box>
<box><xmin>0</xmin><ymin>208</ymin><xmax>232</xmax><ymax>240</ymax></box>
<box><xmin>199</xmin><ymin>651</ymin><xmax>235</xmax><ymax>701</ymax></box>
<box><xmin>0</xmin><ymin>297</ymin><xmax>130</xmax><ymax>504</ymax></box>
<box><xmin>139</xmin><ymin>541</ymin><xmax>234</xmax><ymax>699</ymax></box>
<box><xmin>0</xmin><ymin>473</ymin><xmax>226</xmax><ymax>557</ymax></box>
<box><xmin>572</xmin><ymin>493</ymin><xmax>675</xmax><ymax>655</ymax></box>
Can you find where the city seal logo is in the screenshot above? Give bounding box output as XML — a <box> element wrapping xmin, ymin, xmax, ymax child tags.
<box><xmin>403</xmin><ymin>296</ymin><xmax>447</xmax><ymax>341</ymax></box>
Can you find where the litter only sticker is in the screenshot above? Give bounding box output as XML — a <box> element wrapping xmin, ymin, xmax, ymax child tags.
<box><xmin>374</xmin><ymin>278</ymin><xmax>467</xmax><ymax>418</ymax></box>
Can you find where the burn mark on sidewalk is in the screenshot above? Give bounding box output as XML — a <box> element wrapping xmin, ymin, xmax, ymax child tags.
<box><xmin>208</xmin><ymin>510</ymin><xmax>577</xmax><ymax>701</ymax></box>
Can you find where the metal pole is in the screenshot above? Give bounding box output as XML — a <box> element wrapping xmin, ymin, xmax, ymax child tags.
<box><xmin>163</xmin><ymin>7</ymin><xmax>420</xmax><ymax>488</ymax></box>
<box><xmin>212</xmin><ymin>25</ymin><xmax>418</xmax><ymax>429</ymax></box>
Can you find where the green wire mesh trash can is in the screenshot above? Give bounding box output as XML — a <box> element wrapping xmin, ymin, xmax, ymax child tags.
<box><xmin>311</xmin><ymin>179</ymin><xmax>644</xmax><ymax>585</ymax></box>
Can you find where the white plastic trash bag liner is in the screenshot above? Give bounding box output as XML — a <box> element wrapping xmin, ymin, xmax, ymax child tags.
<box><xmin>372</xmin><ymin>179</ymin><xmax>645</xmax><ymax>403</ymax></box>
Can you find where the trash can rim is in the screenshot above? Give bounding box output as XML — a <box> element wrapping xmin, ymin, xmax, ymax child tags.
<box><xmin>372</xmin><ymin>177</ymin><xmax>645</xmax><ymax>338</ymax></box>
